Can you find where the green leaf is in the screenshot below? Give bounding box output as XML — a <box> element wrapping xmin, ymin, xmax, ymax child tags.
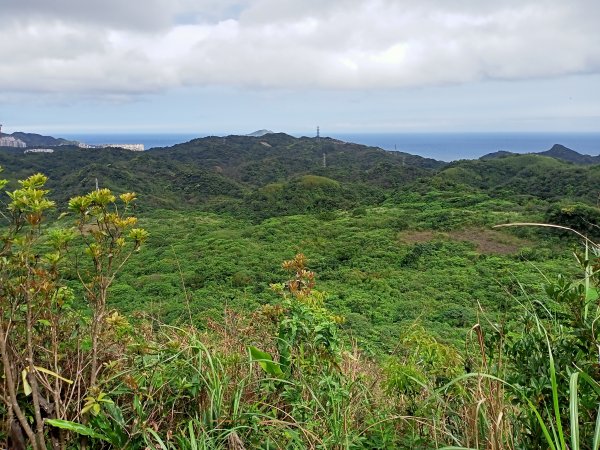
<box><xmin>81</xmin><ymin>402</ymin><xmax>95</xmax><ymax>415</ymax></box>
<box><xmin>46</xmin><ymin>419</ymin><xmax>110</xmax><ymax>442</ymax></box>
<box><xmin>249</xmin><ymin>346</ymin><xmax>284</xmax><ymax>378</ymax></box>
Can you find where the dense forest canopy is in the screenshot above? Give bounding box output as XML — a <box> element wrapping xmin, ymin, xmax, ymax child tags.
<box><xmin>1</xmin><ymin>135</ymin><xmax>600</xmax><ymax>448</ymax></box>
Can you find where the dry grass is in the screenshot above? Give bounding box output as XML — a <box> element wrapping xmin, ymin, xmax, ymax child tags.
<box><xmin>399</xmin><ymin>227</ymin><xmax>530</xmax><ymax>255</ymax></box>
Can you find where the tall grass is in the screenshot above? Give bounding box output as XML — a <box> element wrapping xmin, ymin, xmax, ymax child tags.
<box><xmin>7</xmin><ymin>208</ymin><xmax>600</xmax><ymax>448</ymax></box>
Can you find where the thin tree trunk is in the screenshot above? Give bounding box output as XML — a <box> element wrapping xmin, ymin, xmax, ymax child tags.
<box><xmin>90</xmin><ymin>277</ymin><xmax>108</xmax><ymax>387</ymax></box>
<box><xmin>26</xmin><ymin>297</ymin><xmax>47</xmax><ymax>449</ymax></box>
<box><xmin>0</xmin><ymin>324</ymin><xmax>39</xmax><ymax>449</ymax></box>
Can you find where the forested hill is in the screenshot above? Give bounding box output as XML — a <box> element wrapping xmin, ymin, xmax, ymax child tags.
<box><xmin>0</xmin><ymin>133</ymin><xmax>442</xmax><ymax>216</ymax></box>
<box><xmin>7</xmin><ymin>131</ymin><xmax>75</xmax><ymax>147</ymax></box>
<box><xmin>149</xmin><ymin>133</ymin><xmax>443</xmax><ymax>185</ymax></box>
<box><xmin>438</xmin><ymin>153</ymin><xmax>600</xmax><ymax>204</ymax></box>
<box><xmin>480</xmin><ymin>143</ymin><xmax>600</xmax><ymax>164</ymax></box>
<box><xmin>1</xmin><ymin>133</ymin><xmax>600</xmax><ymax>216</ymax></box>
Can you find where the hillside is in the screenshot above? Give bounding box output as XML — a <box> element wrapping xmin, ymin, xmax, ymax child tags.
<box><xmin>2</xmin><ymin>134</ymin><xmax>600</xmax><ymax>449</ymax></box>
<box><xmin>148</xmin><ymin>133</ymin><xmax>443</xmax><ymax>182</ymax></box>
<box><xmin>2</xmin><ymin>134</ymin><xmax>599</xmax><ymax>214</ymax></box>
<box><xmin>481</xmin><ymin>143</ymin><xmax>600</xmax><ymax>164</ymax></box>
<box><xmin>246</xmin><ymin>129</ymin><xmax>274</xmax><ymax>137</ymax></box>
<box><xmin>539</xmin><ymin>143</ymin><xmax>600</xmax><ymax>164</ymax></box>
<box><xmin>6</xmin><ymin>131</ymin><xmax>75</xmax><ymax>147</ymax></box>
<box><xmin>438</xmin><ymin>152</ymin><xmax>600</xmax><ymax>204</ymax></box>
<box><xmin>0</xmin><ymin>133</ymin><xmax>444</xmax><ymax>217</ymax></box>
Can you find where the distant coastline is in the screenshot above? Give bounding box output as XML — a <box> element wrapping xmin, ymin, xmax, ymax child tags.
<box><xmin>63</xmin><ymin>133</ymin><xmax>200</xmax><ymax>151</ymax></box>
<box><xmin>329</xmin><ymin>132</ymin><xmax>600</xmax><ymax>162</ymax></box>
<box><xmin>61</xmin><ymin>131</ymin><xmax>600</xmax><ymax>162</ymax></box>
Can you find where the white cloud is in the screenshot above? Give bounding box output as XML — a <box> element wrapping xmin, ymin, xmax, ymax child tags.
<box><xmin>0</xmin><ymin>0</ymin><xmax>599</xmax><ymax>96</ymax></box>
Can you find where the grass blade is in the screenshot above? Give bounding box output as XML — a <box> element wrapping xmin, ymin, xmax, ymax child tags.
<box><xmin>438</xmin><ymin>372</ymin><xmax>558</xmax><ymax>450</ymax></box>
<box><xmin>570</xmin><ymin>372</ymin><xmax>580</xmax><ymax>450</ymax></box>
<box><xmin>574</xmin><ymin>370</ymin><xmax>600</xmax><ymax>450</ymax></box>
<box><xmin>188</xmin><ymin>421</ymin><xmax>198</xmax><ymax>450</ymax></box>
<box><xmin>546</xmin><ymin>334</ymin><xmax>567</xmax><ymax>450</ymax></box>
<box><xmin>146</xmin><ymin>428</ymin><xmax>168</xmax><ymax>450</ymax></box>
<box><xmin>440</xmin><ymin>447</ymin><xmax>477</xmax><ymax>450</ymax></box>
<box><xmin>593</xmin><ymin>404</ymin><xmax>600</xmax><ymax>450</ymax></box>
<box><xmin>584</xmin><ymin>241</ymin><xmax>590</xmax><ymax>320</ymax></box>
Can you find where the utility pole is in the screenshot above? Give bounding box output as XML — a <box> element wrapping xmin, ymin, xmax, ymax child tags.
<box><xmin>317</xmin><ymin>125</ymin><xmax>326</xmax><ymax>168</ymax></box>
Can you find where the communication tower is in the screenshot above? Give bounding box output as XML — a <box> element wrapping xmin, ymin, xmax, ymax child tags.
<box><xmin>316</xmin><ymin>125</ymin><xmax>326</xmax><ymax>168</ymax></box>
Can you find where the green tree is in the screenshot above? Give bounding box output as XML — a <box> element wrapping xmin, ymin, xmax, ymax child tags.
<box><xmin>0</xmin><ymin>167</ymin><xmax>147</xmax><ymax>449</ymax></box>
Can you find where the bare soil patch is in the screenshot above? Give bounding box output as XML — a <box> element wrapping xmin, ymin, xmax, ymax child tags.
<box><xmin>399</xmin><ymin>230</ymin><xmax>437</xmax><ymax>244</ymax></box>
<box><xmin>399</xmin><ymin>228</ymin><xmax>528</xmax><ymax>255</ymax></box>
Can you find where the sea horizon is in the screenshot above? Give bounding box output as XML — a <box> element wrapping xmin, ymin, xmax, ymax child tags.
<box><xmin>62</xmin><ymin>131</ymin><xmax>600</xmax><ymax>162</ymax></box>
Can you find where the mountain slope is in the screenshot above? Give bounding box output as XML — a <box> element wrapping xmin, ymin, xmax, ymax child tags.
<box><xmin>538</xmin><ymin>144</ymin><xmax>599</xmax><ymax>164</ymax></box>
<box><xmin>2</xmin><ymin>133</ymin><xmax>599</xmax><ymax>215</ymax></box>
<box><xmin>440</xmin><ymin>153</ymin><xmax>600</xmax><ymax>203</ymax></box>
<box><xmin>480</xmin><ymin>144</ymin><xmax>599</xmax><ymax>165</ymax></box>
<box><xmin>0</xmin><ymin>133</ymin><xmax>443</xmax><ymax>216</ymax></box>
<box><xmin>148</xmin><ymin>133</ymin><xmax>442</xmax><ymax>185</ymax></box>
<box><xmin>9</xmin><ymin>132</ymin><xmax>74</xmax><ymax>147</ymax></box>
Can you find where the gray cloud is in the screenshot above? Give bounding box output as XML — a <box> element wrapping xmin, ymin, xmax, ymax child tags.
<box><xmin>0</xmin><ymin>0</ymin><xmax>245</xmax><ymax>30</ymax></box>
<box><xmin>0</xmin><ymin>0</ymin><xmax>599</xmax><ymax>96</ymax></box>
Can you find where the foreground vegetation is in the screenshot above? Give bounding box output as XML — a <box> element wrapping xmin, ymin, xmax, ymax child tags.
<box><xmin>1</xmin><ymin>136</ymin><xmax>600</xmax><ymax>449</ymax></box>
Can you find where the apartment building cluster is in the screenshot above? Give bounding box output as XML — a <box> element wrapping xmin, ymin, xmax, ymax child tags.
<box><xmin>1</xmin><ymin>124</ymin><xmax>145</xmax><ymax>152</ymax></box>
<box><xmin>77</xmin><ymin>142</ymin><xmax>145</xmax><ymax>151</ymax></box>
<box><xmin>0</xmin><ymin>124</ymin><xmax>26</xmax><ymax>148</ymax></box>
<box><xmin>0</xmin><ymin>135</ymin><xmax>26</xmax><ymax>148</ymax></box>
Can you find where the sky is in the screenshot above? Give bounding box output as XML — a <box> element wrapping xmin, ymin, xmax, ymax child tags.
<box><xmin>1</xmin><ymin>0</ymin><xmax>599</xmax><ymax>135</ymax></box>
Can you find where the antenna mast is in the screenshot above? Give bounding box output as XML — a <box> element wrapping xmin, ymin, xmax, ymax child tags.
<box><xmin>317</xmin><ymin>126</ymin><xmax>326</xmax><ymax>168</ymax></box>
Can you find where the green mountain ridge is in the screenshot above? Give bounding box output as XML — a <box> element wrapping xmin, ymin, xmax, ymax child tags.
<box><xmin>480</xmin><ymin>143</ymin><xmax>600</xmax><ymax>164</ymax></box>
<box><xmin>0</xmin><ymin>133</ymin><xmax>442</xmax><ymax>215</ymax></box>
<box><xmin>1</xmin><ymin>133</ymin><xmax>599</xmax><ymax>215</ymax></box>
<box><xmin>2</xmin><ymin>131</ymin><xmax>75</xmax><ymax>147</ymax></box>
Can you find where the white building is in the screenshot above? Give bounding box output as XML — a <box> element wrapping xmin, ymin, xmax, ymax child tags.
<box><xmin>24</xmin><ymin>148</ymin><xmax>54</xmax><ymax>153</ymax></box>
<box><xmin>76</xmin><ymin>142</ymin><xmax>145</xmax><ymax>151</ymax></box>
<box><xmin>99</xmin><ymin>143</ymin><xmax>144</xmax><ymax>151</ymax></box>
<box><xmin>0</xmin><ymin>136</ymin><xmax>26</xmax><ymax>148</ymax></box>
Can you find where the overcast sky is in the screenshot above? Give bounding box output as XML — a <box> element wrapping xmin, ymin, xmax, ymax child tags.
<box><xmin>1</xmin><ymin>0</ymin><xmax>599</xmax><ymax>135</ymax></box>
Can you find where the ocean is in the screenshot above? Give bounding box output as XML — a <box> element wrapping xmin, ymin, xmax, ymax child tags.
<box><xmin>64</xmin><ymin>132</ymin><xmax>600</xmax><ymax>162</ymax></box>
<box><xmin>330</xmin><ymin>132</ymin><xmax>600</xmax><ymax>161</ymax></box>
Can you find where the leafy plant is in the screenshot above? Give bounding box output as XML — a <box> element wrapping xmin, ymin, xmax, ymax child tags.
<box><xmin>0</xmin><ymin>168</ymin><xmax>147</xmax><ymax>449</ymax></box>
